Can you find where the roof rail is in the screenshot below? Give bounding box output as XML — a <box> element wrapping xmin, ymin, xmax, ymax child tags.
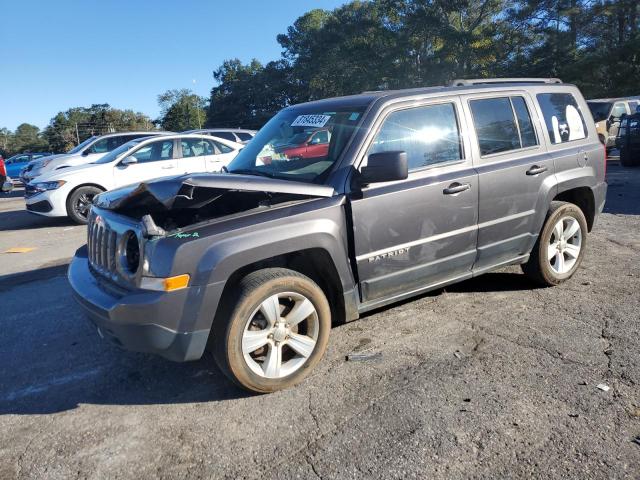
<box><xmin>449</xmin><ymin>78</ymin><xmax>562</xmax><ymax>87</ymax></box>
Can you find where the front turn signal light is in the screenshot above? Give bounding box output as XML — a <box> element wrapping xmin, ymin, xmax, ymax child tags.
<box><xmin>141</xmin><ymin>274</ymin><xmax>190</xmax><ymax>291</ymax></box>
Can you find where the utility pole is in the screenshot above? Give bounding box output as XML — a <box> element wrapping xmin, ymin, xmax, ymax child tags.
<box><xmin>75</xmin><ymin>123</ymin><xmax>80</xmax><ymax>145</ymax></box>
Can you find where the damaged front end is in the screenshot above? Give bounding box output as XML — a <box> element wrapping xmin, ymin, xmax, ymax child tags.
<box><xmin>93</xmin><ymin>173</ymin><xmax>335</xmax><ymax>235</ymax></box>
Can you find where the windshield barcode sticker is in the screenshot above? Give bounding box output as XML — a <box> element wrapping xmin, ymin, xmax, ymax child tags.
<box><xmin>291</xmin><ymin>115</ymin><xmax>331</xmax><ymax>128</ymax></box>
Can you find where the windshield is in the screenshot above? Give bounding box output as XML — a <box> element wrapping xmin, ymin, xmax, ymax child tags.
<box><xmin>93</xmin><ymin>140</ymin><xmax>141</xmax><ymax>164</ymax></box>
<box><xmin>226</xmin><ymin>107</ymin><xmax>366</xmax><ymax>183</ymax></box>
<box><xmin>67</xmin><ymin>136</ymin><xmax>97</xmax><ymax>154</ymax></box>
<box><xmin>587</xmin><ymin>102</ymin><xmax>613</xmax><ymax>122</ymax></box>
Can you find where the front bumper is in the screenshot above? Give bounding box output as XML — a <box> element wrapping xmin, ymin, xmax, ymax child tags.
<box><xmin>24</xmin><ymin>187</ymin><xmax>68</xmax><ymax>217</ymax></box>
<box><xmin>68</xmin><ymin>247</ymin><xmax>212</xmax><ymax>361</ymax></box>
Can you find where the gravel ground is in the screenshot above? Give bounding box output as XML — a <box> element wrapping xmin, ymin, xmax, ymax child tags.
<box><xmin>0</xmin><ymin>163</ymin><xmax>638</xmax><ymax>479</ymax></box>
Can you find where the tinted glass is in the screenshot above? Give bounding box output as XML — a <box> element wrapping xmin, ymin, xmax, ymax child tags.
<box><xmin>511</xmin><ymin>97</ymin><xmax>538</xmax><ymax>148</ymax></box>
<box><xmin>211</xmin><ymin>131</ymin><xmax>236</xmax><ymax>141</ymax></box>
<box><xmin>611</xmin><ymin>103</ymin><xmax>627</xmax><ymax>119</ymax></box>
<box><xmin>629</xmin><ymin>101</ymin><xmax>639</xmax><ymax>112</ymax></box>
<box><xmin>89</xmin><ymin>137</ymin><xmax>123</xmax><ymax>154</ymax></box>
<box><xmin>236</xmin><ymin>132</ymin><xmax>253</xmax><ymax>141</ymax></box>
<box><xmin>311</xmin><ymin>130</ymin><xmax>330</xmax><ymax>144</ymax></box>
<box><xmin>181</xmin><ymin>138</ymin><xmax>214</xmax><ymax>157</ymax></box>
<box><xmin>132</xmin><ymin>140</ymin><xmax>174</xmax><ymax>163</ymax></box>
<box><xmin>227</xmin><ymin>107</ymin><xmax>365</xmax><ymax>183</ymax></box>
<box><xmin>7</xmin><ymin>155</ymin><xmax>30</xmax><ymax>164</ymax></box>
<box><xmin>212</xmin><ymin>140</ymin><xmax>233</xmax><ymax>154</ymax></box>
<box><xmin>68</xmin><ymin>136</ymin><xmax>96</xmax><ymax>154</ymax></box>
<box><xmin>587</xmin><ymin>102</ymin><xmax>613</xmax><ymax>122</ymax></box>
<box><xmin>470</xmin><ymin>98</ymin><xmax>520</xmax><ymax>155</ymax></box>
<box><xmin>537</xmin><ymin>93</ymin><xmax>587</xmax><ymax>144</ymax></box>
<box><xmin>94</xmin><ymin>140</ymin><xmax>141</xmax><ymax>164</ymax></box>
<box><xmin>368</xmin><ymin>103</ymin><xmax>462</xmax><ymax>170</ymax></box>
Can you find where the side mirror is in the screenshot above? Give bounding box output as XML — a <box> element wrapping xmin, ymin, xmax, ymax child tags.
<box><xmin>121</xmin><ymin>156</ymin><xmax>138</xmax><ymax>166</ymax></box>
<box><xmin>82</xmin><ymin>149</ymin><xmax>92</xmax><ymax>156</ymax></box>
<box><xmin>360</xmin><ymin>151</ymin><xmax>408</xmax><ymax>185</ymax></box>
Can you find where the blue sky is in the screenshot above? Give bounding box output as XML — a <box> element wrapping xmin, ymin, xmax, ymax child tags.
<box><xmin>0</xmin><ymin>0</ymin><xmax>346</xmax><ymax>131</ymax></box>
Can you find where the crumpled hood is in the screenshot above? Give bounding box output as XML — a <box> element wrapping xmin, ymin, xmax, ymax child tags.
<box><xmin>93</xmin><ymin>173</ymin><xmax>335</xmax><ymax>212</ymax></box>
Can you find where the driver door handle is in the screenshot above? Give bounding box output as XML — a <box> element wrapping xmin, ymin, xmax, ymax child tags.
<box><xmin>161</xmin><ymin>165</ymin><xmax>175</xmax><ymax>169</ymax></box>
<box><xmin>443</xmin><ymin>182</ymin><xmax>471</xmax><ymax>195</ymax></box>
<box><xmin>526</xmin><ymin>165</ymin><xmax>548</xmax><ymax>176</ymax></box>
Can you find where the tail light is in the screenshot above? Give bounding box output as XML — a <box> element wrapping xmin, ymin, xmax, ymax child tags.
<box><xmin>0</xmin><ymin>159</ymin><xmax>6</xmax><ymax>177</ymax></box>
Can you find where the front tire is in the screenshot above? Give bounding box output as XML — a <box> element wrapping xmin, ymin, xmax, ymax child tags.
<box><xmin>522</xmin><ymin>201</ymin><xmax>588</xmax><ymax>286</ymax></box>
<box><xmin>66</xmin><ymin>186</ymin><xmax>103</xmax><ymax>224</ymax></box>
<box><xmin>211</xmin><ymin>268</ymin><xmax>331</xmax><ymax>393</ymax></box>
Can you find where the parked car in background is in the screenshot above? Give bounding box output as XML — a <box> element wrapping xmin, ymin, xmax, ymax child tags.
<box><xmin>25</xmin><ymin>134</ymin><xmax>242</xmax><ymax>224</ymax></box>
<box><xmin>277</xmin><ymin>128</ymin><xmax>332</xmax><ymax>160</ymax></box>
<box><xmin>69</xmin><ymin>78</ymin><xmax>606</xmax><ymax>393</ymax></box>
<box><xmin>3</xmin><ymin>152</ymin><xmax>52</xmax><ymax>182</ymax></box>
<box><xmin>21</xmin><ymin>132</ymin><xmax>170</xmax><ymax>183</ymax></box>
<box><xmin>0</xmin><ymin>157</ymin><xmax>13</xmax><ymax>192</ymax></box>
<box><xmin>185</xmin><ymin>128</ymin><xmax>256</xmax><ymax>144</ymax></box>
<box><xmin>617</xmin><ymin>111</ymin><xmax>640</xmax><ymax>167</ymax></box>
<box><xmin>587</xmin><ymin>97</ymin><xmax>640</xmax><ymax>151</ymax></box>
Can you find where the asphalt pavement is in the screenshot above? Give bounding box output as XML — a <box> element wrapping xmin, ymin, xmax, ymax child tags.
<box><xmin>0</xmin><ymin>163</ymin><xmax>638</xmax><ymax>479</ymax></box>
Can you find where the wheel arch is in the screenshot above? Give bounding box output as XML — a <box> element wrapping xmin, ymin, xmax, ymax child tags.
<box><xmin>218</xmin><ymin>248</ymin><xmax>352</xmax><ymax>327</ymax></box>
<box><xmin>66</xmin><ymin>182</ymin><xmax>107</xmax><ymax>201</ymax></box>
<box><xmin>553</xmin><ymin>186</ymin><xmax>596</xmax><ymax>232</ymax></box>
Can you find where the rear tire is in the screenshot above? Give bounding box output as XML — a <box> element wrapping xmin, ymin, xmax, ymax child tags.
<box><xmin>522</xmin><ymin>201</ymin><xmax>588</xmax><ymax>286</ymax></box>
<box><xmin>66</xmin><ymin>186</ymin><xmax>103</xmax><ymax>224</ymax></box>
<box><xmin>211</xmin><ymin>268</ymin><xmax>331</xmax><ymax>393</ymax></box>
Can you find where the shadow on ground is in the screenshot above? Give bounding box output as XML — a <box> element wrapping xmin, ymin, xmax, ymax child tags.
<box><xmin>0</xmin><ymin>209</ymin><xmax>74</xmax><ymax>231</ymax></box>
<box><xmin>0</xmin><ymin>270</ymin><xmax>539</xmax><ymax>416</ymax></box>
<box><xmin>603</xmin><ymin>163</ymin><xmax>640</xmax><ymax>215</ymax></box>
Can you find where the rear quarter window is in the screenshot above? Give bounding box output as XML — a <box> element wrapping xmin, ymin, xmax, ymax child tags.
<box><xmin>537</xmin><ymin>93</ymin><xmax>587</xmax><ymax>144</ymax></box>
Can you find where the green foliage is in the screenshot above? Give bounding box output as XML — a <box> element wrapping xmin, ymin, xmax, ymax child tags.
<box><xmin>42</xmin><ymin>104</ymin><xmax>154</xmax><ymax>153</ymax></box>
<box><xmin>206</xmin><ymin>59</ymin><xmax>292</xmax><ymax>129</ymax></box>
<box><xmin>207</xmin><ymin>0</ymin><xmax>639</xmax><ymax>128</ymax></box>
<box><xmin>0</xmin><ymin>124</ymin><xmax>49</xmax><ymax>157</ymax></box>
<box><xmin>157</xmin><ymin>89</ymin><xmax>207</xmax><ymax>132</ymax></box>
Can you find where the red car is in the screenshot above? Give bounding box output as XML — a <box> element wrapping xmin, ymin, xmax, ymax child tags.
<box><xmin>281</xmin><ymin>129</ymin><xmax>331</xmax><ymax>160</ymax></box>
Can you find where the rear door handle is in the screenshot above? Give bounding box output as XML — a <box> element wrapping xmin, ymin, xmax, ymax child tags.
<box><xmin>526</xmin><ymin>165</ymin><xmax>548</xmax><ymax>176</ymax></box>
<box><xmin>443</xmin><ymin>182</ymin><xmax>471</xmax><ymax>195</ymax></box>
<box><xmin>161</xmin><ymin>165</ymin><xmax>175</xmax><ymax>170</ymax></box>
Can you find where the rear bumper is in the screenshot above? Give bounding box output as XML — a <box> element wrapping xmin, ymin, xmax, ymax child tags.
<box><xmin>593</xmin><ymin>181</ymin><xmax>607</xmax><ymax>215</ymax></box>
<box><xmin>68</xmin><ymin>246</ymin><xmax>211</xmax><ymax>361</ymax></box>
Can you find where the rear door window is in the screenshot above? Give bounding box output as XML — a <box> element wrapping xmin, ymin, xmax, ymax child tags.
<box><xmin>236</xmin><ymin>132</ymin><xmax>253</xmax><ymax>141</ymax></box>
<box><xmin>210</xmin><ymin>131</ymin><xmax>236</xmax><ymax>141</ymax></box>
<box><xmin>181</xmin><ymin>138</ymin><xmax>214</xmax><ymax>158</ymax></box>
<box><xmin>368</xmin><ymin>102</ymin><xmax>463</xmax><ymax>171</ymax></box>
<box><xmin>470</xmin><ymin>97</ymin><xmax>538</xmax><ymax>155</ymax></box>
<box><xmin>536</xmin><ymin>93</ymin><xmax>587</xmax><ymax>144</ymax></box>
<box><xmin>132</xmin><ymin>140</ymin><xmax>174</xmax><ymax>163</ymax></box>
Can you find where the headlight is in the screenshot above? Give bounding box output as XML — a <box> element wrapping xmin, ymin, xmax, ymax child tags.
<box><xmin>32</xmin><ymin>180</ymin><xmax>66</xmax><ymax>192</ymax></box>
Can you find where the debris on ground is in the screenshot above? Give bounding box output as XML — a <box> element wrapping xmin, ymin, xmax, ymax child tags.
<box><xmin>453</xmin><ymin>350</ymin><xmax>463</xmax><ymax>359</ymax></box>
<box><xmin>345</xmin><ymin>352</ymin><xmax>382</xmax><ymax>362</ymax></box>
<box><xmin>596</xmin><ymin>383</ymin><xmax>610</xmax><ymax>392</ymax></box>
<box><xmin>633</xmin><ymin>436</ymin><xmax>640</xmax><ymax>447</ymax></box>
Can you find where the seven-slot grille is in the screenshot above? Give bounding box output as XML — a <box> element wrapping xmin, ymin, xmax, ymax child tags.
<box><xmin>87</xmin><ymin>217</ymin><xmax>118</xmax><ymax>277</ymax></box>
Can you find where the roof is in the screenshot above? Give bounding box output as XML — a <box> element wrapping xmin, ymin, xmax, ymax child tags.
<box><xmin>290</xmin><ymin>79</ymin><xmax>578</xmax><ymax>112</ymax></box>
<box><xmin>185</xmin><ymin>128</ymin><xmax>257</xmax><ymax>133</ymax></box>
<box><xmin>587</xmin><ymin>96</ymin><xmax>640</xmax><ymax>103</ymax></box>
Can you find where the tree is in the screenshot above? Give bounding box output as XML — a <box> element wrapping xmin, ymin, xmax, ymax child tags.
<box><xmin>206</xmin><ymin>59</ymin><xmax>292</xmax><ymax>129</ymax></box>
<box><xmin>43</xmin><ymin>104</ymin><xmax>153</xmax><ymax>153</ymax></box>
<box><xmin>157</xmin><ymin>89</ymin><xmax>207</xmax><ymax>132</ymax></box>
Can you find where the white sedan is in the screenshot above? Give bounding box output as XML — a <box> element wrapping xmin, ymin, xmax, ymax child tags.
<box><xmin>25</xmin><ymin>134</ymin><xmax>242</xmax><ymax>224</ymax></box>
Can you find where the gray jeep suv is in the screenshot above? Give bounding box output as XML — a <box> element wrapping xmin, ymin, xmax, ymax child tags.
<box><xmin>69</xmin><ymin>78</ymin><xmax>607</xmax><ymax>393</ymax></box>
